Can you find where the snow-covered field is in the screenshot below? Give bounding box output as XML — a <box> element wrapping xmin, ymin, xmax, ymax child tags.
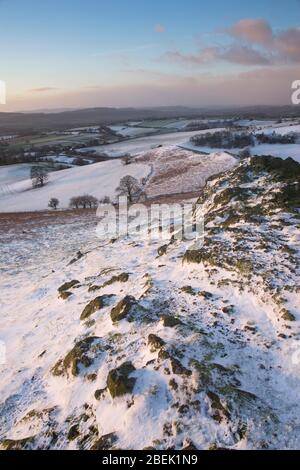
<box><xmin>0</xmin><ymin>160</ymin><xmax>150</xmax><ymax>212</ymax></box>
<box><xmin>81</xmin><ymin>129</ymin><xmax>225</xmax><ymax>157</ymax></box>
<box><xmin>256</xmin><ymin>124</ymin><xmax>300</xmax><ymax>136</ymax></box>
<box><xmin>109</xmin><ymin>126</ymin><xmax>157</xmax><ymax>137</ymax></box>
<box><xmin>182</xmin><ymin>142</ymin><xmax>300</xmax><ymax>163</ymax></box>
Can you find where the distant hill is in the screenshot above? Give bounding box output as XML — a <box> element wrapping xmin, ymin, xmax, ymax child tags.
<box><xmin>0</xmin><ymin>105</ymin><xmax>299</xmax><ymax>134</ymax></box>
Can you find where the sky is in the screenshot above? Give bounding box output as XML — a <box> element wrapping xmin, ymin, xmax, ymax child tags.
<box><xmin>0</xmin><ymin>0</ymin><xmax>300</xmax><ymax>111</ymax></box>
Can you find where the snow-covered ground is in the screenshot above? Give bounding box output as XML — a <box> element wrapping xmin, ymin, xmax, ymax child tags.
<box><xmin>256</xmin><ymin>124</ymin><xmax>300</xmax><ymax>136</ymax></box>
<box><xmin>81</xmin><ymin>129</ymin><xmax>225</xmax><ymax>157</ymax></box>
<box><xmin>182</xmin><ymin>142</ymin><xmax>300</xmax><ymax>163</ymax></box>
<box><xmin>137</xmin><ymin>148</ymin><xmax>237</xmax><ymax>198</ymax></box>
<box><xmin>0</xmin><ymin>155</ymin><xmax>299</xmax><ymax>450</ymax></box>
<box><xmin>109</xmin><ymin>126</ymin><xmax>157</xmax><ymax>137</ymax></box>
<box><xmin>0</xmin><ymin>160</ymin><xmax>150</xmax><ymax>212</ymax></box>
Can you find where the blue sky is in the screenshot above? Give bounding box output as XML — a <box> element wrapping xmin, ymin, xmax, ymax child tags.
<box><xmin>1</xmin><ymin>0</ymin><xmax>300</xmax><ymax>110</ymax></box>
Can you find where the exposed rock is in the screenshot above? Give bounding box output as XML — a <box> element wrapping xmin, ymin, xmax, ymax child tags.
<box><xmin>180</xmin><ymin>286</ymin><xmax>196</xmax><ymax>295</ymax></box>
<box><xmin>103</xmin><ymin>272</ymin><xmax>129</xmax><ymax>286</ymax></box>
<box><xmin>207</xmin><ymin>391</ymin><xmax>230</xmax><ymax>423</ymax></box>
<box><xmin>80</xmin><ymin>295</ymin><xmax>115</xmax><ymax>321</ymax></box>
<box><xmin>110</xmin><ymin>295</ymin><xmax>145</xmax><ymax>323</ymax></box>
<box><xmin>67</xmin><ymin>424</ymin><xmax>80</xmax><ymax>441</ymax></box>
<box><xmin>148</xmin><ymin>334</ymin><xmax>165</xmax><ymax>352</ymax></box>
<box><xmin>94</xmin><ymin>388</ymin><xmax>107</xmax><ymax>400</ymax></box>
<box><xmin>58</xmin><ymin>280</ymin><xmax>80</xmax><ymax>293</ymax></box>
<box><xmin>107</xmin><ymin>362</ymin><xmax>136</xmax><ymax>398</ymax></box>
<box><xmin>170</xmin><ymin>357</ymin><xmax>192</xmax><ymax>376</ymax></box>
<box><xmin>69</xmin><ymin>251</ymin><xmax>84</xmax><ymax>265</ymax></box>
<box><xmin>59</xmin><ymin>291</ymin><xmax>73</xmax><ymax>300</ymax></box>
<box><xmin>90</xmin><ymin>432</ymin><xmax>118</xmax><ymax>450</ymax></box>
<box><xmin>52</xmin><ymin>336</ymin><xmax>102</xmax><ymax>377</ymax></box>
<box><xmin>0</xmin><ymin>436</ymin><xmax>36</xmax><ymax>450</ymax></box>
<box><xmin>160</xmin><ymin>315</ymin><xmax>182</xmax><ymax>328</ymax></box>
<box><xmin>281</xmin><ymin>308</ymin><xmax>296</xmax><ymax>322</ymax></box>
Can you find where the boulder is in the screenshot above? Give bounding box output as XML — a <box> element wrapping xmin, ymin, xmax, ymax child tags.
<box><xmin>107</xmin><ymin>362</ymin><xmax>136</xmax><ymax>398</ymax></box>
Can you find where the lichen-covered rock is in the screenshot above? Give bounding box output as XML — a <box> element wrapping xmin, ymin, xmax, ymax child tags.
<box><xmin>180</xmin><ymin>286</ymin><xmax>196</xmax><ymax>295</ymax></box>
<box><xmin>148</xmin><ymin>334</ymin><xmax>165</xmax><ymax>352</ymax></box>
<box><xmin>0</xmin><ymin>436</ymin><xmax>36</xmax><ymax>450</ymax></box>
<box><xmin>94</xmin><ymin>388</ymin><xmax>107</xmax><ymax>400</ymax></box>
<box><xmin>110</xmin><ymin>295</ymin><xmax>139</xmax><ymax>323</ymax></box>
<box><xmin>281</xmin><ymin>308</ymin><xmax>296</xmax><ymax>322</ymax></box>
<box><xmin>207</xmin><ymin>391</ymin><xmax>230</xmax><ymax>423</ymax></box>
<box><xmin>107</xmin><ymin>362</ymin><xmax>136</xmax><ymax>398</ymax></box>
<box><xmin>59</xmin><ymin>291</ymin><xmax>73</xmax><ymax>300</ymax></box>
<box><xmin>170</xmin><ymin>357</ymin><xmax>192</xmax><ymax>376</ymax></box>
<box><xmin>80</xmin><ymin>295</ymin><xmax>115</xmax><ymax>321</ymax></box>
<box><xmin>102</xmin><ymin>272</ymin><xmax>129</xmax><ymax>286</ymax></box>
<box><xmin>67</xmin><ymin>424</ymin><xmax>80</xmax><ymax>441</ymax></box>
<box><xmin>58</xmin><ymin>280</ymin><xmax>80</xmax><ymax>293</ymax></box>
<box><xmin>90</xmin><ymin>432</ymin><xmax>118</xmax><ymax>450</ymax></box>
<box><xmin>160</xmin><ymin>315</ymin><xmax>182</xmax><ymax>328</ymax></box>
<box><xmin>52</xmin><ymin>336</ymin><xmax>102</xmax><ymax>377</ymax></box>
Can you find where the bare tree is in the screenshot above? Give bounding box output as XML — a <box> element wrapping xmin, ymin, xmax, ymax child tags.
<box><xmin>69</xmin><ymin>194</ymin><xmax>98</xmax><ymax>209</ymax></box>
<box><xmin>116</xmin><ymin>175</ymin><xmax>141</xmax><ymax>203</ymax></box>
<box><xmin>69</xmin><ymin>196</ymin><xmax>80</xmax><ymax>209</ymax></box>
<box><xmin>48</xmin><ymin>197</ymin><xmax>59</xmax><ymax>210</ymax></box>
<box><xmin>31</xmin><ymin>166</ymin><xmax>49</xmax><ymax>188</ymax></box>
<box><xmin>99</xmin><ymin>195</ymin><xmax>111</xmax><ymax>204</ymax></box>
<box><xmin>83</xmin><ymin>194</ymin><xmax>98</xmax><ymax>208</ymax></box>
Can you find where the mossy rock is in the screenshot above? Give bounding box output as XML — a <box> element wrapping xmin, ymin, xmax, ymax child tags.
<box><xmin>183</xmin><ymin>249</ymin><xmax>206</xmax><ymax>264</ymax></box>
<box><xmin>90</xmin><ymin>432</ymin><xmax>118</xmax><ymax>450</ymax></box>
<box><xmin>110</xmin><ymin>295</ymin><xmax>143</xmax><ymax>323</ymax></box>
<box><xmin>102</xmin><ymin>273</ymin><xmax>129</xmax><ymax>287</ymax></box>
<box><xmin>58</xmin><ymin>280</ymin><xmax>80</xmax><ymax>293</ymax></box>
<box><xmin>235</xmin><ymin>259</ymin><xmax>253</xmax><ymax>274</ymax></box>
<box><xmin>94</xmin><ymin>388</ymin><xmax>107</xmax><ymax>400</ymax></box>
<box><xmin>170</xmin><ymin>357</ymin><xmax>192</xmax><ymax>376</ymax></box>
<box><xmin>59</xmin><ymin>291</ymin><xmax>73</xmax><ymax>300</ymax></box>
<box><xmin>207</xmin><ymin>390</ymin><xmax>230</xmax><ymax>423</ymax></box>
<box><xmin>158</xmin><ymin>348</ymin><xmax>171</xmax><ymax>361</ymax></box>
<box><xmin>148</xmin><ymin>334</ymin><xmax>165</xmax><ymax>352</ymax></box>
<box><xmin>52</xmin><ymin>336</ymin><xmax>102</xmax><ymax>377</ymax></box>
<box><xmin>281</xmin><ymin>308</ymin><xmax>296</xmax><ymax>322</ymax></box>
<box><xmin>180</xmin><ymin>286</ymin><xmax>196</xmax><ymax>295</ymax></box>
<box><xmin>158</xmin><ymin>245</ymin><xmax>168</xmax><ymax>257</ymax></box>
<box><xmin>0</xmin><ymin>436</ymin><xmax>36</xmax><ymax>450</ymax></box>
<box><xmin>80</xmin><ymin>295</ymin><xmax>115</xmax><ymax>321</ymax></box>
<box><xmin>67</xmin><ymin>424</ymin><xmax>80</xmax><ymax>441</ymax></box>
<box><xmin>107</xmin><ymin>362</ymin><xmax>136</xmax><ymax>398</ymax></box>
<box><xmin>160</xmin><ymin>315</ymin><xmax>182</xmax><ymax>328</ymax></box>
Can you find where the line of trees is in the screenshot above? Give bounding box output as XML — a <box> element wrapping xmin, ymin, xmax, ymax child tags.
<box><xmin>190</xmin><ymin>131</ymin><xmax>255</xmax><ymax>149</ymax></box>
<box><xmin>69</xmin><ymin>194</ymin><xmax>100</xmax><ymax>209</ymax></box>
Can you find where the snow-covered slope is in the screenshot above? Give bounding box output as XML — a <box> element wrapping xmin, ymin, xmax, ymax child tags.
<box><xmin>0</xmin><ymin>156</ymin><xmax>299</xmax><ymax>450</ymax></box>
<box><xmin>0</xmin><ymin>160</ymin><xmax>150</xmax><ymax>212</ymax></box>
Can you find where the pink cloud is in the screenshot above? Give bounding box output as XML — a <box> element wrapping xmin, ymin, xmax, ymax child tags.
<box><xmin>275</xmin><ymin>28</ymin><xmax>300</xmax><ymax>62</ymax></box>
<box><xmin>162</xmin><ymin>45</ymin><xmax>271</xmax><ymax>66</ymax></box>
<box><xmin>226</xmin><ymin>18</ymin><xmax>273</xmax><ymax>45</ymax></box>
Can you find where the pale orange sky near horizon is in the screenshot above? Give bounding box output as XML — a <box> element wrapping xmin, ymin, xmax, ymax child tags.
<box><xmin>1</xmin><ymin>0</ymin><xmax>300</xmax><ymax>111</ymax></box>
